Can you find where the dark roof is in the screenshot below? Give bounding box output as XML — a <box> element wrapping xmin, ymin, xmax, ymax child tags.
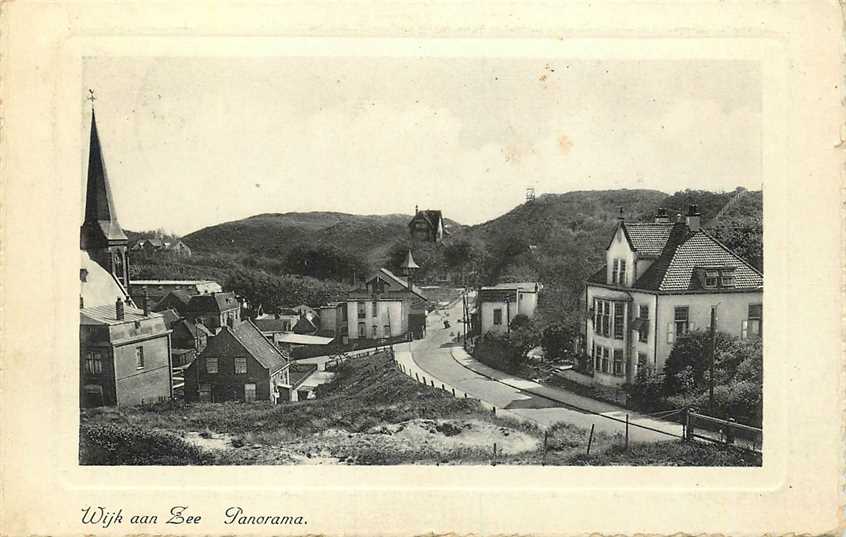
<box><xmin>153</xmin><ymin>290</ymin><xmax>194</xmax><ymax>312</ymax></box>
<box><xmin>293</xmin><ymin>316</ymin><xmax>317</xmax><ymax>334</ymax></box>
<box><xmin>174</xmin><ymin>318</ymin><xmax>200</xmax><ymax>338</ymax></box>
<box><xmin>80</xmin><ymin>111</ymin><xmax>127</xmax><ymax>250</ymax></box>
<box><xmin>186</xmin><ymin>292</ymin><xmax>239</xmax><ymax>314</ymax></box>
<box><xmin>587</xmin><ymin>265</ymin><xmax>607</xmax><ymax>284</ymax></box>
<box><xmin>408</xmin><ymin>209</ymin><xmax>443</xmax><ymax>230</ymax></box>
<box><xmin>289</xmin><ymin>363</ymin><xmax>319</xmax><ymax>388</ymax></box>
<box><xmin>620</xmin><ymin>222</ymin><xmax>676</xmax><ymax>257</ymax></box>
<box><xmin>159</xmin><ymin>308</ymin><xmax>181</xmax><ymax>328</ymax></box>
<box><xmin>478</xmin><ymin>282</ymin><xmax>540</xmax><ymax>303</ymax></box>
<box><xmin>630</xmin><ymin>224</ymin><xmax>762</xmax><ymax>292</ymax></box>
<box><xmin>216</xmin><ymin>320</ymin><xmax>288</xmax><ymax>373</ymax></box>
<box><xmin>253</xmin><ymin>318</ymin><xmax>291</xmax><ymax>333</ymax></box>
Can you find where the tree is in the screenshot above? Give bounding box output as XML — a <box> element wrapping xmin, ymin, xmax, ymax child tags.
<box><xmin>541</xmin><ymin>321</ymin><xmax>577</xmax><ymax>362</ymax></box>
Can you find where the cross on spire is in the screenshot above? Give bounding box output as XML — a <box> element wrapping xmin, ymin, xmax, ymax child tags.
<box><xmin>87</xmin><ymin>89</ymin><xmax>97</xmax><ymax>108</ymax></box>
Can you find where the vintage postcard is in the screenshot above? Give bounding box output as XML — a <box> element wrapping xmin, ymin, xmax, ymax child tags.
<box><xmin>1</xmin><ymin>1</ymin><xmax>842</xmax><ymax>535</ymax></box>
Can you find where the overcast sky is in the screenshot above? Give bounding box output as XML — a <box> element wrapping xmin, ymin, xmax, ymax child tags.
<box><xmin>83</xmin><ymin>57</ymin><xmax>761</xmax><ymax>235</ymax></box>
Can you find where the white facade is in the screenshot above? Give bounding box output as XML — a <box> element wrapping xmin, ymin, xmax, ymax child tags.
<box><xmin>344</xmin><ymin>299</ymin><xmax>406</xmax><ymax>340</ymax></box>
<box><xmin>478</xmin><ymin>284</ymin><xmax>540</xmax><ymax>335</ymax></box>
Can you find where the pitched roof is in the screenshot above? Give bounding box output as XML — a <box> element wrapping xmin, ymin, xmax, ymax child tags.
<box><xmin>152</xmin><ymin>290</ymin><xmax>194</xmax><ymax>312</ymax></box>
<box><xmin>80</xmin><ymin>110</ymin><xmax>127</xmax><ymax>248</ymax></box>
<box><xmin>633</xmin><ymin>225</ymin><xmax>763</xmax><ymax>292</ymax></box>
<box><xmin>289</xmin><ymin>363</ymin><xmax>319</xmax><ymax>388</ymax></box>
<box><xmin>222</xmin><ymin>320</ymin><xmax>288</xmax><ymax>373</ymax></box>
<box><xmin>620</xmin><ymin>222</ymin><xmax>676</xmax><ymax>257</ymax></box>
<box><xmin>277</xmin><ymin>333</ymin><xmax>334</xmax><ymax>345</ymax></box>
<box><xmin>159</xmin><ymin>308</ymin><xmax>181</xmax><ymax>328</ymax></box>
<box><xmin>293</xmin><ymin>316</ymin><xmax>318</xmax><ymax>334</ymax></box>
<box><xmin>253</xmin><ymin>318</ymin><xmax>291</xmax><ymax>333</ymax></box>
<box><xmin>374</xmin><ymin>267</ymin><xmax>427</xmax><ymax>300</ymax></box>
<box><xmin>186</xmin><ymin>292</ymin><xmax>239</xmax><ymax>314</ymax></box>
<box><xmin>478</xmin><ymin>282</ymin><xmax>540</xmax><ymax>303</ymax></box>
<box><xmin>80</xmin><ymin>304</ymin><xmax>160</xmax><ymax>325</ymax></box>
<box><xmin>408</xmin><ymin>209</ymin><xmax>443</xmax><ymax>230</ymax></box>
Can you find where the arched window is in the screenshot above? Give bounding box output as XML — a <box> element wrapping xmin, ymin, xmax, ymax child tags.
<box><xmin>113</xmin><ymin>251</ymin><xmax>125</xmax><ymax>286</ymax></box>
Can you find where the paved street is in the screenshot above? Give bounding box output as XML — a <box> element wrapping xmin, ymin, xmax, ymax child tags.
<box><xmin>401</xmin><ymin>295</ymin><xmax>684</xmax><ymax>443</ymax></box>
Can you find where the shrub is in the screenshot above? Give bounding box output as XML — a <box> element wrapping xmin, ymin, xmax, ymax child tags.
<box><xmin>80</xmin><ymin>424</ymin><xmax>212</xmax><ymax>465</ymax></box>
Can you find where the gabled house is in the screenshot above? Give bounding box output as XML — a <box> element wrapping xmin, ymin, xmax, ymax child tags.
<box><xmin>477</xmin><ymin>282</ymin><xmax>542</xmax><ymax>335</ymax></box>
<box><xmin>584</xmin><ymin>205</ymin><xmax>763</xmax><ymax>387</ymax></box>
<box><xmin>408</xmin><ymin>207</ymin><xmax>447</xmax><ymax>243</ymax></box>
<box><xmin>184</xmin><ymin>320</ymin><xmax>292</xmax><ymax>403</ymax></box>
<box><xmin>185</xmin><ymin>291</ymin><xmax>241</xmax><ymax>331</ymax></box>
<box><xmin>152</xmin><ymin>290</ymin><xmax>194</xmax><ymax>316</ymax></box>
<box><xmin>342</xmin><ymin>268</ymin><xmax>428</xmax><ymax>341</ymax></box>
<box><xmin>165</xmin><ymin>240</ymin><xmax>192</xmax><ymax>257</ymax></box>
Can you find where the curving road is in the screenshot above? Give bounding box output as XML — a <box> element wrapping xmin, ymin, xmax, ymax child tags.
<box><xmin>400</xmin><ymin>295</ymin><xmax>684</xmax><ymax>443</ymax></box>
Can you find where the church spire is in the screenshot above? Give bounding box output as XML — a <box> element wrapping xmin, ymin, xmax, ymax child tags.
<box><xmin>80</xmin><ymin>108</ymin><xmax>127</xmax><ymax>250</ymax></box>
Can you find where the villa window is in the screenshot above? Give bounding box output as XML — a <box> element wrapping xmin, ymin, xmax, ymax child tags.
<box><xmin>602</xmin><ymin>347</ymin><xmax>610</xmax><ymax>374</ymax></box>
<box><xmin>206</xmin><ymin>357</ymin><xmax>218</xmax><ymax>374</ymax></box>
<box><xmin>618</xmin><ymin>260</ymin><xmax>627</xmax><ymax>286</ymax></box>
<box><xmin>198</xmin><ymin>384</ymin><xmax>211</xmax><ymax>402</ymax></box>
<box><xmin>358</xmin><ymin>323</ymin><xmax>366</xmax><ymax>337</ymax></box>
<box><xmin>667</xmin><ymin>306</ymin><xmax>691</xmax><ymax>344</ymax></box>
<box><xmin>612</xmin><ymin>259</ymin><xmax>619</xmax><ymax>284</ymax></box>
<box><xmin>85</xmin><ymin>351</ymin><xmax>103</xmax><ymax>375</ymax></box>
<box><xmin>613</xmin><ymin>349</ymin><xmax>623</xmax><ymax>376</ymax></box>
<box><xmin>371</xmin><ymin>325</ymin><xmax>377</xmax><ymax>339</ymax></box>
<box><xmin>704</xmin><ymin>270</ymin><xmax>719</xmax><ymax>289</ymax></box>
<box><xmin>371</xmin><ymin>301</ymin><xmax>378</xmax><ymax>317</ymax></box>
<box><xmin>383</xmin><ymin>324</ymin><xmax>391</xmax><ymax>337</ymax></box>
<box><xmin>135</xmin><ymin>347</ymin><xmax>145</xmax><ymax>370</ymax></box>
<box><xmin>638</xmin><ymin>305</ymin><xmax>649</xmax><ymax>343</ymax></box>
<box><xmin>613</xmin><ymin>303</ymin><xmax>625</xmax><ymax>340</ymax></box>
<box><xmin>357</xmin><ymin>302</ymin><xmax>366</xmax><ymax>319</ymax></box>
<box><xmin>720</xmin><ymin>272</ymin><xmax>735</xmax><ymax>288</ymax></box>
<box><xmin>493</xmin><ymin>308</ymin><xmax>503</xmax><ymax>325</ymax></box>
<box><xmin>244</xmin><ymin>383</ymin><xmax>256</xmax><ymax>403</ymax></box>
<box><xmin>234</xmin><ymin>357</ymin><xmax>247</xmax><ymax>375</ymax></box>
<box><xmin>743</xmin><ymin>304</ymin><xmax>763</xmax><ymax>339</ymax></box>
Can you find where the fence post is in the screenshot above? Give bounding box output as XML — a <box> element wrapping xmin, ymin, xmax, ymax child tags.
<box><xmin>542</xmin><ymin>431</ymin><xmax>549</xmax><ymax>465</ymax></box>
<box><xmin>686</xmin><ymin>408</ymin><xmax>695</xmax><ymax>442</ymax></box>
<box><xmin>726</xmin><ymin>417</ymin><xmax>736</xmax><ymax>445</ymax></box>
<box><xmin>586</xmin><ymin>424</ymin><xmax>595</xmax><ymax>455</ymax></box>
<box><xmin>415</xmin><ymin>373</ymin><xmax>419</xmax><ymax>382</ymax></box>
<box><xmin>625</xmin><ymin>414</ymin><xmax>629</xmax><ymax>450</ymax></box>
<box><xmin>492</xmin><ymin>442</ymin><xmax>497</xmax><ymax>466</ymax></box>
<box><xmin>492</xmin><ymin>406</ymin><xmax>496</xmax><ymax>416</ymax></box>
<box><xmin>452</xmin><ymin>388</ymin><xmax>455</xmax><ymax>397</ymax></box>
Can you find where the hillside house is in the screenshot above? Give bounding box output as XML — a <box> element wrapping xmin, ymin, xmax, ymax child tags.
<box><xmin>79</xmin><ymin>110</ymin><xmax>172</xmax><ymax>408</ymax></box>
<box><xmin>184</xmin><ymin>320</ymin><xmax>292</xmax><ymax>403</ymax></box>
<box><xmin>184</xmin><ymin>292</ymin><xmax>241</xmax><ymax>331</ymax></box>
<box><xmin>343</xmin><ymin>268</ymin><xmax>428</xmax><ymax>341</ymax></box>
<box><xmin>584</xmin><ymin>205</ymin><xmax>763</xmax><ymax>387</ymax></box>
<box><xmin>408</xmin><ymin>207</ymin><xmax>447</xmax><ymax>243</ymax></box>
<box><xmin>131</xmin><ymin>279</ymin><xmax>222</xmax><ymax>304</ymax></box>
<box><xmin>477</xmin><ymin>282</ymin><xmax>542</xmax><ymax>335</ymax></box>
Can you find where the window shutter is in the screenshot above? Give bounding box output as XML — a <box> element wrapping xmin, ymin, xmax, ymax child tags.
<box><xmin>666</xmin><ymin>322</ymin><xmax>674</xmax><ymax>344</ymax></box>
<box><xmin>741</xmin><ymin>320</ymin><xmax>749</xmax><ymax>339</ymax></box>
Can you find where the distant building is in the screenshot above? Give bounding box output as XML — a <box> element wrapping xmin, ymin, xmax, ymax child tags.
<box><xmin>408</xmin><ymin>207</ymin><xmax>447</xmax><ymax>243</ymax></box>
<box><xmin>79</xmin><ymin>109</ymin><xmax>172</xmax><ymax>408</ymax></box>
<box><xmin>476</xmin><ymin>282</ymin><xmax>542</xmax><ymax>335</ymax></box>
<box><xmin>184</xmin><ymin>320</ymin><xmax>292</xmax><ymax>403</ymax></box>
<box><xmin>316</xmin><ymin>303</ymin><xmax>345</xmax><ymax>338</ymax></box>
<box><xmin>343</xmin><ymin>268</ymin><xmax>428</xmax><ymax>341</ymax></box>
<box><xmin>584</xmin><ymin>205</ymin><xmax>763</xmax><ymax>387</ymax></box>
<box><xmin>152</xmin><ymin>290</ymin><xmax>194</xmax><ymax>316</ymax></box>
<box><xmin>166</xmin><ymin>240</ymin><xmax>192</xmax><ymax>257</ymax></box>
<box><xmin>130</xmin><ymin>279</ymin><xmax>222</xmax><ymax>304</ymax></box>
<box><xmin>184</xmin><ymin>292</ymin><xmax>241</xmax><ymax>332</ymax></box>
<box><xmin>131</xmin><ymin>238</ymin><xmax>192</xmax><ymax>257</ymax></box>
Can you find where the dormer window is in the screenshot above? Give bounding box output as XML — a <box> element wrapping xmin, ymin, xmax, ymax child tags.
<box><xmin>704</xmin><ymin>270</ymin><xmax>719</xmax><ymax>289</ymax></box>
<box><xmin>610</xmin><ymin>258</ymin><xmax>627</xmax><ymax>286</ymax></box>
<box><xmin>697</xmin><ymin>267</ymin><xmax>736</xmax><ymax>289</ymax></box>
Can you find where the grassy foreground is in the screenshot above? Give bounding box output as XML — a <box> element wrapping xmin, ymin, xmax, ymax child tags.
<box><xmin>80</xmin><ymin>352</ymin><xmax>760</xmax><ymax>466</ymax></box>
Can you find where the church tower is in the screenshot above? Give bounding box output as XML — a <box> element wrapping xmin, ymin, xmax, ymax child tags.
<box><xmin>80</xmin><ymin>109</ymin><xmax>130</xmax><ymax>290</ymax></box>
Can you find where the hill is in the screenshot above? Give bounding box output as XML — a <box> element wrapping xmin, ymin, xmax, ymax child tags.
<box><xmin>184</xmin><ymin>211</ymin><xmax>463</xmax><ymax>264</ymax></box>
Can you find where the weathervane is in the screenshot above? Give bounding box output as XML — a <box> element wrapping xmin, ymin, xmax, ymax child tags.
<box><xmin>87</xmin><ymin>89</ymin><xmax>96</xmax><ymax>109</ymax></box>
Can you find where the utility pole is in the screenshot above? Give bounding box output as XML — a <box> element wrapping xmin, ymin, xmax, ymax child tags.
<box><xmin>505</xmin><ymin>295</ymin><xmax>511</xmax><ymax>336</ymax></box>
<box><xmin>709</xmin><ymin>305</ymin><xmax>717</xmax><ymax>415</ymax></box>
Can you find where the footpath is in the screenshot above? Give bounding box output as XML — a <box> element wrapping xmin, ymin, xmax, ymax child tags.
<box><xmin>448</xmin><ymin>346</ymin><xmax>685</xmax><ymax>439</ymax></box>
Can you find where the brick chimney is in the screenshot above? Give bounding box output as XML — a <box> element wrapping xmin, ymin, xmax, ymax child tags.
<box><xmin>415</xmin><ymin>205</ymin><xmax>419</xmax><ymax>214</ymax></box>
<box><xmin>115</xmin><ymin>297</ymin><xmax>125</xmax><ymax>320</ymax></box>
<box><xmin>617</xmin><ymin>207</ymin><xmax>624</xmax><ymax>222</ymax></box>
<box><xmin>685</xmin><ymin>204</ymin><xmax>701</xmax><ymax>232</ymax></box>
<box><xmin>654</xmin><ymin>207</ymin><xmax>670</xmax><ymax>223</ymax></box>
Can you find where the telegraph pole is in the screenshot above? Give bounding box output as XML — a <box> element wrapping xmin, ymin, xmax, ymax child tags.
<box><xmin>707</xmin><ymin>302</ymin><xmax>722</xmax><ymax>415</ymax></box>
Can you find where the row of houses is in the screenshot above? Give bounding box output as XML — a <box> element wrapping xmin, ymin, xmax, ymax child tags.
<box><xmin>130</xmin><ymin>238</ymin><xmax>192</xmax><ymax>257</ymax></box>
